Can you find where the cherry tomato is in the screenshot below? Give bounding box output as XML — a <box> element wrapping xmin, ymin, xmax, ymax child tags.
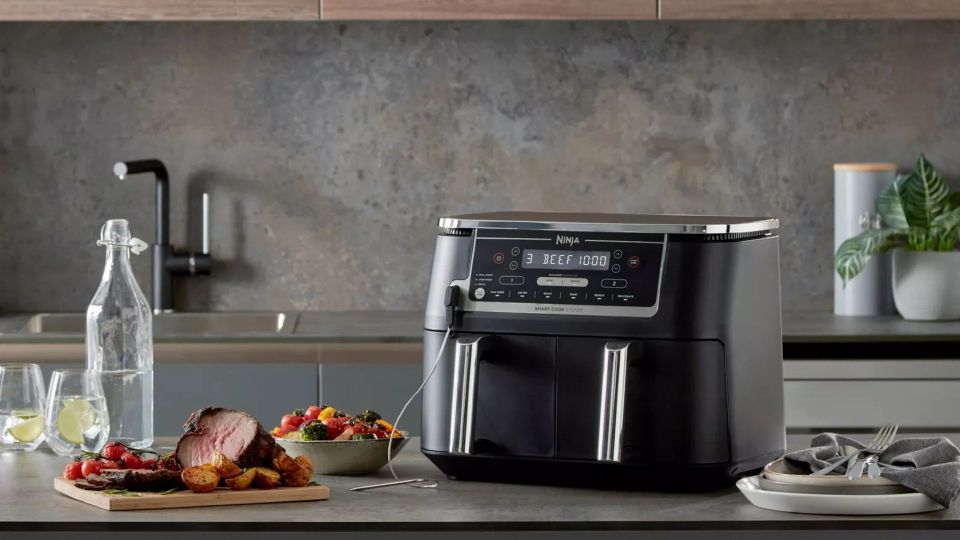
<box><xmin>63</xmin><ymin>461</ymin><xmax>83</xmax><ymax>481</ymax></box>
<box><xmin>140</xmin><ymin>458</ymin><xmax>157</xmax><ymax>470</ymax></box>
<box><xmin>280</xmin><ymin>414</ymin><xmax>304</xmax><ymax>431</ymax></box>
<box><xmin>304</xmin><ymin>406</ymin><xmax>322</xmax><ymax>421</ymax></box>
<box><xmin>370</xmin><ymin>427</ymin><xmax>388</xmax><ymax>439</ymax></box>
<box><xmin>322</xmin><ymin>417</ymin><xmax>350</xmax><ymax>439</ymax></box>
<box><xmin>99</xmin><ymin>459</ymin><xmax>121</xmax><ymax>470</ymax></box>
<box><xmin>272</xmin><ymin>425</ymin><xmax>291</xmax><ymax>438</ymax></box>
<box><xmin>80</xmin><ymin>459</ymin><xmax>103</xmax><ymax>477</ymax></box>
<box><xmin>101</xmin><ymin>441</ymin><xmax>126</xmax><ymax>461</ymax></box>
<box><xmin>121</xmin><ymin>451</ymin><xmax>143</xmax><ymax>469</ymax></box>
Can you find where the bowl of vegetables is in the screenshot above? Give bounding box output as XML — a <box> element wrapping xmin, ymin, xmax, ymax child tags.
<box><xmin>271</xmin><ymin>406</ymin><xmax>410</xmax><ymax>476</ymax></box>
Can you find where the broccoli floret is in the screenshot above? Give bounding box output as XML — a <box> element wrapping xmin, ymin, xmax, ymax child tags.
<box><xmin>356</xmin><ymin>409</ymin><xmax>381</xmax><ymax>423</ymax></box>
<box><xmin>300</xmin><ymin>420</ymin><xmax>329</xmax><ymax>441</ymax></box>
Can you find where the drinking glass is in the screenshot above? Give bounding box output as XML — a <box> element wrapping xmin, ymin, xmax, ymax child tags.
<box><xmin>0</xmin><ymin>363</ymin><xmax>46</xmax><ymax>452</ymax></box>
<box><xmin>43</xmin><ymin>369</ymin><xmax>109</xmax><ymax>456</ymax></box>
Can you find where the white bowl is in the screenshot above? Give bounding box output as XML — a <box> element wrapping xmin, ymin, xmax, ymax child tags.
<box><xmin>275</xmin><ymin>434</ymin><xmax>410</xmax><ymax>476</ymax></box>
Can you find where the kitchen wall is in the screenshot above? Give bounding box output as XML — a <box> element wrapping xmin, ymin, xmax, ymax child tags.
<box><xmin>2</xmin><ymin>21</ymin><xmax>960</xmax><ymax>314</ymax></box>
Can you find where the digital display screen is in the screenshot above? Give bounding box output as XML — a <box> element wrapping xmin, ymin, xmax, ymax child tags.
<box><xmin>522</xmin><ymin>249</ymin><xmax>611</xmax><ymax>270</ymax></box>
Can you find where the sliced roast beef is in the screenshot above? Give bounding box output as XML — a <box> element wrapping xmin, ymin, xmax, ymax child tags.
<box><xmin>77</xmin><ymin>469</ymin><xmax>183</xmax><ymax>492</ymax></box>
<box><xmin>99</xmin><ymin>469</ymin><xmax>183</xmax><ymax>491</ymax></box>
<box><xmin>76</xmin><ymin>475</ymin><xmax>111</xmax><ymax>490</ymax></box>
<box><xmin>175</xmin><ymin>407</ymin><xmax>276</xmax><ymax>469</ymax></box>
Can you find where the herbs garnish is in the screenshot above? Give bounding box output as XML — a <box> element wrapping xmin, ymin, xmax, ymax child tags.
<box><xmin>102</xmin><ymin>488</ymin><xmax>142</xmax><ymax>497</ymax></box>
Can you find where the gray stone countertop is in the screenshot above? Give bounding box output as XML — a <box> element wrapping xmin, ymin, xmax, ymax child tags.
<box><xmin>1</xmin><ymin>310</ymin><xmax>959</xmax><ymax>344</ymax></box>
<box><xmin>2</xmin><ymin>436</ymin><xmax>959</xmax><ymax>532</ymax></box>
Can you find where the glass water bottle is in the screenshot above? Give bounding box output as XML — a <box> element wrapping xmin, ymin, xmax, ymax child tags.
<box><xmin>86</xmin><ymin>219</ymin><xmax>154</xmax><ymax>449</ymax></box>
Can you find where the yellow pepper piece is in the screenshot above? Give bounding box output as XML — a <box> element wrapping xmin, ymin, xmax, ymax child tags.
<box><xmin>317</xmin><ymin>406</ymin><xmax>337</xmax><ymax>421</ymax></box>
<box><xmin>376</xmin><ymin>418</ymin><xmax>402</xmax><ymax>437</ymax></box>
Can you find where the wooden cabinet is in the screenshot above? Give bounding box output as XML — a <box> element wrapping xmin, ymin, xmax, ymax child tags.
<box><xmin>660</xmin><ymin>0</ymin><xmax>960</xmax><ymax>20</ymax></box>
<box><xmin>321</xmin><ymin>0</ymin><xmax>656</xmax><ymax>20</ymax></box>
<box><xmin>1</xmin><ymin>0</ymin><xmax>959</xmax><ymax>21</ymax></box>
<box><xmin>0</xmin><ymin>0</ymin><xmax>318</xmax><ymax>20</ymax></box>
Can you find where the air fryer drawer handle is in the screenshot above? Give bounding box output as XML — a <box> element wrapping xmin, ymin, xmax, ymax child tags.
<box><xmin>597</xmin><ymin>342</ymin><xmax>632</xmax><ymax>462</ymax></box>
<box><xmin>449</xmin><ymin>336</ymin><xmax>486</xmax><ymax>455</ymax></box>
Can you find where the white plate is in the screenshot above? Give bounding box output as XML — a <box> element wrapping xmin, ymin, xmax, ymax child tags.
<box><xmin>737</xmin><ymin>475</ymin><xmax>943</xmax><ymax>515</ymax></box>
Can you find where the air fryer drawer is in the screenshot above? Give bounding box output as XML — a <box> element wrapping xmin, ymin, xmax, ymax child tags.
<box><xmin>557</xmin><ymin>338</ymin><xmax>730</xmax><ymax>464</ymax></box>
<box><xmin>472</xmin><ymin>335</ymin><xmax>557</xmax><ymax>458</ymax></box>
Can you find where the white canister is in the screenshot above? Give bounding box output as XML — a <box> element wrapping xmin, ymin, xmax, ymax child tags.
<box><xmin>833</xmin><ymin>163</ymin><xmax>897</xmax><ymax>316</ymax></box>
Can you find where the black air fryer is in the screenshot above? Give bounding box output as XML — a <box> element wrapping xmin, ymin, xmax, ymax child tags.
<box><xmin>420</xmin><ymin>212</ymin><xmax>784</xmax><ymax>488</ymax></box>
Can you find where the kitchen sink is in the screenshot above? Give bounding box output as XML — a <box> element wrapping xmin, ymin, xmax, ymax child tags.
<box><xmin>24</xmin><ymin>312</ymin><xmax>298</xmax><ymax>335</ymax></box>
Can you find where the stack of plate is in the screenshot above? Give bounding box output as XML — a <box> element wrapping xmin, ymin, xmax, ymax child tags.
<box><xmin>737</xmin><ymin>458</ymin><xmax>943</xmax><ymax>515</ymax></box>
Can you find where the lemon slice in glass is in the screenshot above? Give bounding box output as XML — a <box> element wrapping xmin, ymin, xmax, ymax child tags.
<box><xmin>6</xmin><ymin>411</ymin><xmax>42</xmax><ymax>443</ymax></box>
<box><xmin>57</xmin><ymin>399</ymin><xmax>96</xmax><ymax>444</ymax></box>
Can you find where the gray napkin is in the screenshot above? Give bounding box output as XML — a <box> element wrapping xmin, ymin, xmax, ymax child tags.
<box><xmin>784</xmin><ymin>433</ymin><xmax>960</xmax><ymax>508</ymax></box>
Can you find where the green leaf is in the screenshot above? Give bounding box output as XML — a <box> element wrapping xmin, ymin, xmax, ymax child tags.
<box><xmin>951</xmin><ymin>192</ymin><xmax>960</xmax><ymax>209</ymax></box>
<box><xmin>876</xmin><ymin>175</ymin><xmax>909</xmax><ymax>228</ymax></box>
<box><xmin>901</xmin><ymin>154</ymin><xmax>951</xmax><ymax>229</ymax></box>
<box><xmin>930</xmin><ymin>207</ymin><xmax>960</xmax><ymax>251</ymax></box>
<box><xmin>835</xmin><ymin>229</ymin><xmax>907</xmax><ymax>285</ymax></box>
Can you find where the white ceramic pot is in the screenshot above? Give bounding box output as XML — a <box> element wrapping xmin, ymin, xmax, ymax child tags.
<box><xmin>892</xmin><ymin>250</ymin><xmax>960</xmax><ymax>321</ymax></box>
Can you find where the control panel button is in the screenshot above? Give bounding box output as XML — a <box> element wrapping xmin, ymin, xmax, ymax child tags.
<box><xmin>628</xmin><ymin>256</ymin><xmax>640</xmax><ymax>268</ymax></box>
<box><xmin>611</xmin><ymin>264</ymin><xmax>621</xmax><ymax>274</ymax></box>
<box><xmin>562</xmin><ymin>278</ymin><xmax>589</xmax><ymax>287</ymax></box>
<box><xmin>536</xmin><ymin>277</ymin><xmax>562</xmax><ymax>287</ymax></box>
<box><xmin>493</xmin><ymin>252</ymin><xmax>506</xmax><ymax>264</ymax></box>
<box><xmin>601</xmin><ymin>279</ymin><xmax>628</xmax><ymax>289</ymax></box>
<box><xmin>474</xmin><ymin>287</ymin><xmax>486</xmax><ymax>300</ymax></box>
<box><xmin>498</xmin><ymin>275</ymin><xmax>525</xmax><ymax>286</ymax></box>
<box><xmin>539</xmin><ymin>290</ymin><xmax>559</xmax><ymax>302</ymax></box>
<box><xmin>589</xmin><ymin>292</ymin><xmax>609</xmax><ymax>303</ymax></box>
<box><xmin>511</xmin><ymin>247</ymin><xmax>521</xmax><ymax>256</ymax></box>
<box><xmin>614</xmin><ymin>249</ymin><xmax>623</xmax><ymax>259</ymax></box>
<box><xmin>511</xmin><ymin>289</ymin><xmax>533</xmax><ymax>300</ymax></box>
<box><xmin>509</xmin><ymin>260</ymin><xmax>519</xmax><ymax>270</ymax></box>
<box><xmin>565</xmin><ymin>291</ymin><xmax>583</xmax><ymax>302</ymax></box>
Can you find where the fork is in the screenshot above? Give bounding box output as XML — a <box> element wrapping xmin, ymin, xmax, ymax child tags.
<box><xmin>847</xmin><ymin>424</ymin><xmax>898</xmax><ymax>480</ymax></box>
<box><xmin>812</xmin><ymin>424</ymin><xmax>896</xmax><ymax>477</ymax></box>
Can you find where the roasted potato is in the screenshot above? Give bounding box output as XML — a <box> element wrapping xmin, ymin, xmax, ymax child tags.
<box><xmin>272</xmin><ymin>450</ymin><xmax>298</xmax><ymax>474</ymax></box>
<box><xmin>282</xmin><ymin>455</ymin><xmax>314</xmax><ymax>488</ymax></box>
<box><xmin>294</xmin><ymin>455</ymin><xmax>313</xmax><ymax>475</ymax></box>
<box><xmin>224</xmin><ymin>468</ymin><xmax>256</xmax><ymax>491</ymax></box>
<box><xmin>181</xmin><ymin>466</ymin><xmax>220</xmax><ymax>493</ymax></box>
<box><xmin>212</xmin><ymin>451</ymin><xmax>243</xmax><ymax>479</ymax></box>
<box><xmin>252</xmin><ymin>466</ymin><xmax>282</xmax><ymax>489</ymax></box>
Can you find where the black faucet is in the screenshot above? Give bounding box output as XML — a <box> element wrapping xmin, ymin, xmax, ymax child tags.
<box><xmin>113</xmin><ymin>159</ymin><xmax>211</xmax><ymax>313</ymax></box>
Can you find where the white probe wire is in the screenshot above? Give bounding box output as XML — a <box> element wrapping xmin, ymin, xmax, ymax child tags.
<box><xmin>352</xmin><ymin>326</ymin><xmax>452</xmax><ymax>491</ymax></box>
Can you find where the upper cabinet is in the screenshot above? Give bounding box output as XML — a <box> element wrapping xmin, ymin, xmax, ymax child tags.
<box><xmin>322</xmin><ymin>0</ymin><xmax>657</xmax><ymax>20</ymax></box>
<box><xmin>659</xmin><ymin>0</ymin><xmax>960</xmax><ymax>20</ymax></box>
<box><xmin>0</xmin><ymin>0</ymin><xmax>318</xmax><ymax>20</ymax></box>
<box><xmin>1</xmin><ymin>0</ymin><xmax>959</xmax><ymax>21</ymax></box>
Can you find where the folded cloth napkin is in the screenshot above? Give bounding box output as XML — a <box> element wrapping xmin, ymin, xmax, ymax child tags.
<box><xmin>784</xmin><ymin>433</ymin><xmax>960</xmax><ymax>508</ymax></box>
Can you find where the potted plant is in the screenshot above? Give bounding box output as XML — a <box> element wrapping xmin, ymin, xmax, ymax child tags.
<box><xmin>835</xmin><ymin>155</ymin><xmax>960</xmax><ymax>320</ymax></box>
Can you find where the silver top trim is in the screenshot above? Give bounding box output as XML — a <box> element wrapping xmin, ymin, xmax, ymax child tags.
<box><xmin>439</xmin><ymin>212</ymin><xmax>778</xmax><ymax>235</ymax></box>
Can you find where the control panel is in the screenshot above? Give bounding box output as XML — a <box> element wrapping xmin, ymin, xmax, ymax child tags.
<box><xmin>464</xmin><ymin>229</ymin><xmax>665</xmax><ymax>312</ymax></box>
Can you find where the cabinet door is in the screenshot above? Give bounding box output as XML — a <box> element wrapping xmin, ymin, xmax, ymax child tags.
<box><xmin>660</xmin><ymin>0</ymin><xmax>960</xmax><ymax>20</ymax></box>
<box><xmin>0</xmin><ymin>0</ymin><xmax>318</xmax><ymax>21</ymax></box>
<box><xmin>323</xmin><ymin>0</ymin><xmax>656</xmax><ymax>20</ymax></box>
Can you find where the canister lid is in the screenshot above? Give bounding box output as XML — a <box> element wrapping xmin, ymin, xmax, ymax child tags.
<box><xmin>833</xmin><ymin>163</ymin><xmax>897</xmax><ymax>172</ymax></box>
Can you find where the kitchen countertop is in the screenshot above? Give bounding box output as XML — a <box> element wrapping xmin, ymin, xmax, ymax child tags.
<box><xmin>2</xmin><ymin>436</ymin><xmax>959</xmax><ymax>535</ymax></box>
<box><xmin>2</xmin><ymin>310</ymin><xmax>959</xmax><ymax>344</ymax></box>
<box><xmin>2</xmin><ymin>310</ymin><xmax>958</xmax><ymax>364</ymax></box>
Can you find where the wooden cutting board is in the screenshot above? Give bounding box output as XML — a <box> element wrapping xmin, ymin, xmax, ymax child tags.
<box><xmin>54</xmin><ymin>477</ymin><xmax>330</xmax><ymax>511</ymax></box>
